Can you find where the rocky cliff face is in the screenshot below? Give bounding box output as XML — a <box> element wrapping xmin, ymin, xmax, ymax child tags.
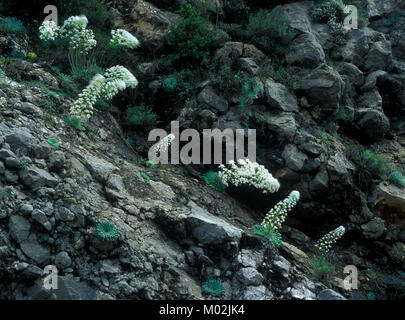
<box><xmin>0</xmin><ymin>0</ymin><xmax>404</xmax><ymax>300</ymax></box>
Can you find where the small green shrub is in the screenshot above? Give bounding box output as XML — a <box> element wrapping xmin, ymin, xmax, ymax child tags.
<box><xmin>311</xmin><ymin>0</ymin><xmax>346</xmax><ymax>24</ymax></box>
<box><xmin>367</xmin><ymin>291</ymin><xmax>376</xmax><ymax>300</ymax></box>
<box><xmin>252</xmin><ymin>224</ymin><xmax>282</xmax><ymax>248</ymax></box>
<box><xmin>201</xmin><ymin>279</ymin><xmax>225</xmax><ymax>297</ymax></box>
<box><xmin>63</xmin><ymin>115</ymin><xmax>86</xmax><ymax>131</ymax></box>
<box><xmin>162</xmin><ymin>77</ymin><xmax>178</xmax><ymax>93</ymax></box>
<box><xmin>357</xmin><ymin>150</ymin><xmax>389</xmax><ymax>175</ymax></box>
<box><xmin>235</xmin><ymin>71</ymin><xmax>261</xmax><ymax>110</ymax></box>
<box><xmin>170</xmin><ymin>69</ymin><xmax>200</xmax><ymax>104</ymax></box>
<box><xmin>47</xmin><ymin>138</ymin><xmax>59</xmax><ymax>149</ymax></box>
<box><xmin>389</xmin><ymin>171</ymin><xmax>405</xmax><ymax>188</ymax></box>
<box><xmin>309</xmin><ymin>254</ymin><xmax>335</xmax><ymax>281</ymax></box>
<box><xmin>167</xmin><ymin>1</ymin><xmax>214</xmax><ymax>62</ymax></box>
<box><xmin>38</xmin><ymin>99</ymin><xmax>59</xmax><ymax>115</ymax></box>
<box><xmin>18</xmin><ymin>160</ymin><xmax>31</xmax><ymax>170</ymax></box>
<box><xmin>246</xmin><ymin>8</ymin><xmax>295</xmax><ymax>55</ymax></box>
<box><xmin>125</xmin><ymin>105</ymin><xmax>159</xmax><ymax>128</ymax></box>
<box><xmin>0</xmin><ymin>55</ymin><xmax>9</xmax><ymax>72</ymax></box>
<box><xmin>94</xmin><ymin>220</ymin><xmax>120</xmax><ymax>242</ymax></box>
<box><xmin>0</xmin><ymin>17</ymin><xmax>26</xmax><ymax>35</ymax></box>
<box><xmin>202</xmin><ymin>171</ymin><xmax>227</xmax><ymax>194</ymax></box>
<box><xmin>145</xmin><ymin>160</ymin><xmax>155</xmax><ymax>169</ymax></box>
<box><xmin>141</xmin><ymin>172</ymin><xmax>150</xmax><ymax>184</ymax></box>
<box><xmin>48</xmin><ymin>91</ymin><xmax>59</xmax><ymax>99</ymax></box>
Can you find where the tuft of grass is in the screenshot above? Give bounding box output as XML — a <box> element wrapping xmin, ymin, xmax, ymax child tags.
<box><xmin>0</xmin><ymin>191</ymin><xmax>8</xmax><ymax>199</ymax></box>
<box><xmin>63</xmin><ymin>115</ymin><xmax>86</xmax><ymax>131</ymax></box>
<box><xmin>145</xmin><ymin>160</ymin><xmax>155</xmax><ymax>169</ymax></box>
<box><xmin>47</xmin><ymin>138</ymin><xmax>59</xmax><ymax>149</ymax></box>
<box><xmin>69</xmin><ymin>51</ymin><xmax>104</xmax><ymax>84</ymax></box>
<box><xmin>201</xmin><ymin>279</ymin><xmax>225</xmax><ymax>297</ymax></box>
<box><xmin>357</xmin><ymin>150</ymin><xmax>389</xmax><ymax>175</ymax></box>
<box><xmin>141</xmin><ymin>172</ymin><xmax>151</xmax><ymax>184</ymax></box>
<box><xmin>246</xmin><ymin>8</ymin><xmax>295</xmax><ymax>55</ymax></box>
<box><xmin>0</xmin><ymin>17</ymin><xmax>26</xmax><ymax>35</ymax></box>
<box><xmin>309</xmin><ymin>254</ymin><xmax>335</xmax><ymax>281</ymax></box>
<box><xmin>167</xmin><ymin>1</ymin><xmax>214</xmax><ymax>63</ymax></box>
<box><xmin>18</xmin><ymin>160</ymin><xmax>31</xmax><ymax>170</ymax></box>
<box><xmin>252</xmin><ymin>224</ymin><xmax>282</xmax><ymax>248</ymax></box>
<box><xmin>202</xmin><ymin>171</ymin><xmax>227</xmax><ymax>194</ymax></box>
<box><xmin>162</xmin><ymin>77</ymin><xmax>178</xmax><ymax>93</ymax></box>
<box><xmin>125</xmin><ymin>105</ymin><xmax>159</xmax><ymax>129</ymax></box>
<box><xmin>389</xmin><ymin>171</ymin><xmax>405</xmax><ymax>188</ymax></box>
<box><xmin>94</xmin><ymin>221</ymin><xmax>120</xmax><ymax>242</ymax></box>
<box><xmin>367</xmin><ymin>291</ymin><xmax>376</xmax><ymax>300</ymax></box>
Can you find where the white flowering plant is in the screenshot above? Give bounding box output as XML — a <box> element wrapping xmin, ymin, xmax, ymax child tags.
<box><xmin>69</xmin><ymin>28</ymin><xmax>97</xmax><ymax>53</ymax></box>
<box><xmin>252</xmin><ymin>190</ymin><xmax>300</xmax><ymax>248</ymax></box>
<box><xmin>59</xmin><ymin>15</ymin><xmax>89</xmax><ymax>38</ymax></box>
<box><xmin>110</xmin><ymin>29</ymin><xmax>140</xmax><ymax>49</ymax></box>
<box><xmin>149</xmin><ymin>133</ymin><xmax>175</xmax><ymax>164</ymax></box>
<box><xmin>69</xmin><ymin>74</ymin><xmax>106</xmax><ymax>120</ymax></box>
<box><xmin>60</xmin><ymin>16</ymin><xmax>96</xmax><ymax>54</ymax></box>
<box><xmin>39</xmin><ymin>20</ymin><xmax>59</xmax><ymax>41</ymax></box>
<box><xmin>219</xmin><ymin>159</ymin><xmax>280</xmax><ymax>194</ymax></box>
<box><xmin>315</xmin><ymin>226</ymin><xmax>345</xmax><ymax>254</ymax></box>
<box><xmin>261</xmin><ymin>190</ymin><xmax>300</xmax><ymax>231</ymax></box>
<box><xmin>39</xmin><ymin>16</ymin><xmax>141</xmax><ymax>55</ymax></box>
<box><xmin>69</xmin><ymin>65</ymin><xmax>138</xmax><ymax>121</ymax></box>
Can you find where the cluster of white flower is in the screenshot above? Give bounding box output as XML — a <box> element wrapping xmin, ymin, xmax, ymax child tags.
<box><xmin>158</xmin><ymin>134</ymin><xmax>175</xmax><ymax>153</ymax></box>
<box><xmin>69</xmin><ymin>28</ymin><xmax>97</xmax><ymax>53</ymax></box>
<box><xmin>110</xmin><ymin>29</ymin><xmax>140</xmax><ymax>49</ymax></box>
<box><xmin>58</xmin><ymin>15</ymin><xmax>96</xmax><ymax>54</ymax></box>
<box><xmin>218</xmin><ymin>159</ymin><xmax>280</xmax><ymax>194</ymax></box>
<box><xmin>59</xmin><ymin>15</ymin><xmax>89</xmax><ymax>38</ymax></box>
<box><xmin>99</xmin><ymin>65</ymin><xmax>139</xmax><ymax>101</ymax></box>
<box><xmin>149</xmin><ymin>134</ymin><xmax>175</xmax><ymax>164</ymax></box>
<box><xmin>315</xmin><ymin>226</ymin><xmax>346</xmax><ymax>253</ymax></box>
<box><xmin>39</xmin><ymin>20</ymin><xmax>59</xmax><ymax>41</ymax></box>
<box><xmin>261</xmin><ymin>191</ymin><xmax>300</xmax><ymax>231</ymax></box>
<box><xmin>70</xmin><ymin>74</ymin><xmax>105</xmax><ymax>120</ymax></box>
<box><xmin>104</xmin><ymin>65</ymin><xmax>138</xmax><ymax>88</ymax></box>
<box><xmin>70</xmin><ymin>66</ymin><xmax>138</xmax><ymax>120</ymax></box>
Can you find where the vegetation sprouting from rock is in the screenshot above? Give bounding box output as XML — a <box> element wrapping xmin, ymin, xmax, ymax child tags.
<box><xmin>94</xmin><ymin>221</ymin><xmax>120</xmax><ymax>242</ymax></box>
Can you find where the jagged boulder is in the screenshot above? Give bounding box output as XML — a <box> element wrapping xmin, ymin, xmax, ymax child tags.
<box><xmin>198</xmin><ymin>86</ymin><xmax>229</xmax><ymax>113</ymax></box>
<box><xmin>336</xmin><ymin>29</ymin><xmax>369</xmax><ymax>67</ymax></box>
<box><xmin>187</xmin><ymin>201</ymin><xmax>243</xmax><ymax>246</ymax></box>
<box><xmin>364</xmin><ymin>40</ymin><xmax>393</xmax><ymax>72</ymax></box>
<box><xmin>337</xmin><ymin>62</ymin><xmax>364</xmax><ymax>87</ymax></box>
<box><xmin>214</xmin><ymin>42</ymin><xmax>267</xmax><ymax>66</ymax></box>
<box><xmin>357</xmin><ymin>89</ymin><xmax>383</xmax><ymax>109</ymax></box>
<box><xmin>264</xmin><ymin>80</ymin><xmax>299</xmax><ymax>112</ymax></box>
<box><xmin>296</xmin><ymin>68</ymin><xmax>344</xmax><ymax>113</ymax></box>
<box><xmin>286</xmin><ymin>32</ymin><xmax>325</xmax><ymax>69</ymax></box>
<box><xmin>277</xmin><ymin>2</ymin><xmax>313</xmax><ymax>35</ymax></box>
<box><xmin>126</xmin><ymin>0</ymin><xmax>180</xmax><ymax>52</ymax></box>
<box><xmin>354</xmin><ymin>108</ymin><xmax>390</xmax><ymax>142</ymax></box>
